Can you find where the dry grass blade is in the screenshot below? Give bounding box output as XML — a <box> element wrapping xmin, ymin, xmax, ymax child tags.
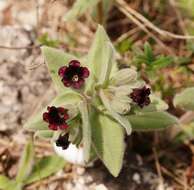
<box><xmin>161</xmin><ymin>166</ymin><xmax>193</xmax><ymax>190</ymax></box>
<box><xmin>115</xmin><ymin>27</ymin><xmax>140</xmax><ymax>44</ymax></box>
<box><xmin>169</xmin><ymin>0</ymin><xmax>188</xmax><ymax>36</ymax></box>
<box><xmin>0</xmin><ymin>45</ymin><xmax>39</xmax><ymax>50</ymax></box>
<box><xmin>116</xmin><ymin>4</ymin><xmax>174</xmax><ymax>54</ymax></box>
<box><xmin>25</xmin><ymin>175</ymin><xmax>72</xmax><ymax>190</ymax></box>
<box><xmin>116</xmin><ymin>0</ymin><xmax>194</xmax><ymax>40</ymax></box>
<box><xmin>153</xmin><ymin>148</ymin><xmax>164</xmax><ymax>189</ymax></box>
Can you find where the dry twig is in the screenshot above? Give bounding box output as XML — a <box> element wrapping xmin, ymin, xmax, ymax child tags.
<box><xmin>0</xmin><ymin>45</ymin><xmax>40</xmax><ymax>50</ymax></box>
<box><xmin>116</xmin><ymin>0</ymin><xmax>194</xmax><ymax>40</ymax></box>
<box><xmin>153</xmin><ymin>148</ymin><xmax>164</xmax><ymax>188</ymax></box>
<box><xmin>116</xmin><ymin>3</ymin><xmax>174</xmax><ymax>54</ymax></box>
<box><xmin>161</xmin><ymin>166</ymin><xmax>192</xmax><ymax>190</ymax></box>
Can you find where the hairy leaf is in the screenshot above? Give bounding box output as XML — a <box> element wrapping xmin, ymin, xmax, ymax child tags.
<box><xmin>98</xmin><ymin>42</ymin><xmax>114</xmax><ymax>87</ymax></box>
<box><xmin>34</xmin><ymin>130</ymin><xmax>54</xmax><ymax>140</ymax></box>
<box><xmin>24</xmin><ymin>155</ymin><xmax>66</xmax><ymax>185</ymax></box>
<box><xmin>99</xmin><ymin>89</ymin><xmax>132</xmax><ymax>135</ymax></box>
<box><xmin>78</xmin><ymin>101</ymin><xmax>91</xmax><ymax>162</ymax></box>
<box><xmin>41</xmin><ymin>46</ymin><xmax>76</xmax><ymax>93</ymax></box>
<box><xmin>92</xmin><ymin>112</ymin><xmax>125</xmax><ymax>177</ymax></box>
<box><xmin>24</xmin><ymin>92</ymin><xmax>81</xmax><ymax>131</ymax></box>
<box><xmin>128</xmin><ymin>111</ymin><xmax>178</xmax><ymax>131</ymax></box>
<box><xmin>0</xmin><ymin>175</ymin><xmax>22</xmax><ymax>190</ymax></box>
<box><xmin>85</xmin><ymin>25</ymin><xmax>118</xmax><ymax>91</ymax></box>
<box><xmin>16</xmin><ymin>140</ymin><xmax>34</xmax><ymax>183</ymax></box>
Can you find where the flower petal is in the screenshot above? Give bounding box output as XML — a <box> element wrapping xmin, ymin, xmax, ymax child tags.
<box><xmin>62</xmin><ymin>79</ymin><xmax>72</xmax><ymax>87</ymax></box>
<box><xmin>43</xmin><ymin>112</ymin><xmax>49</xmax><ymax>122</ymax></box>
<box><xmin>63</xmin><ymin>113</ymin><xmax>69</xmax><ymax>120</ymax></box>
<box><xmin>57</xmin><ymin>107</ymin><xmax>66</xmax><ymax>114</ymax></box>
<box><xmin>49</xmin><ymin>124</ymin><xmax>58</xmax><ymax>130</ymax></box>
<box><xmin>82</xmin><ymin>67</ymin><xmax>90</xmax><ymax>78</ymax></box>
<box><xmin>72</xmin><ymin>79</ymin><xmax>84</xmax><ymax>89</ymax></box>
<box><xmin>69</xmin><ymin>60</ymin><xmax>80</xmax><ymax>67</ymax></box>
<box><xmin>130</xmin><ymin>86</ymin><xmax>151</xmax><ymax>108</ymax></box>
<box><xmin>59</xmin><ymin>123</ymin><xmax>69</xmax><ymax>130</ymax></box>
<box><xmin>58</xmin><ymin>66</ymin><xmax>67</xmax><ymax>77</ymax></box>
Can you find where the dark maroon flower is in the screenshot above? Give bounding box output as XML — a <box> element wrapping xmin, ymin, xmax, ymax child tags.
<box><xmin>130</xmin><ymin>86</ymin><xmax>151</xmax><ymax>108</ymax></box>
<box><xmin>43</xmin><ymin>106</ymin><xmax>69</xmax><ymax>130</ymax></box>
<box><xmin>56</xmin><ymin>133</ymin><xmax>70</xmax><ymax>150</ymax></box>
<box><xmin>58</xmin><ymin>60</ymin><xmax>90</xmax><ymax>89</ymax></box>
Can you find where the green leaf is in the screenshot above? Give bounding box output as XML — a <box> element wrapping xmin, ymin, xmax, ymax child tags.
<box><xmin>144</xmin><ymin>42</ymin><xmax>154</xmax><ymax>63</ymax></box>
<box><xmin>24</xmin><ymin>92</ymin><xmax>81</xmax><ymax>131</ymax></box>
<box><xmin>85</xmin><ymin>25</ymin><xmax>118</xmax><ymax>91</ymax></box>
<box><xmin>24</xmin><ymin>115</ymin><xmax>47</xmax><ymax>131</ymax></box>
<box><xmin>38</xmin><ymin>33</ymin><xmax>59</xmax><ymax>48</ymax></box>
<box><xmin>134</xmin><ymin>43</ymin><xmax>172</xmax><ymax>70</ymax></box>
<box><xmin>91</xmin><ymin>112</ymin><xmax>125</xmax><ymax>177</ymax></box>
<box><xmin>41</xmin><ymin>46</ymin><xmax>76</xmax><ymax>93</ymax></box>
<box><xmin>174</xmin><ymin>87</ymin><xmax>194</xmax><ymax>111</ymax></box>
<box><xmin>99</xmin><ymin>89</ymin><xmax>132</xmax><ymax>135</ymax></box>
<box><xmin>16</xmin><ymin>140</ymin><xmax>34</xmax><ymax>183</ymax></box>
<box><xmin>78</xmin><ymin>101</ymin><xmax>91</xmax><ymax>162</ymax></box>
<box><xmin>0</xmin><ymin>175</ymin><xmax>22</xmax><ymax>190</ymax></box>
<box><xmin>24</xmin><ymin>155</ymin><xmax>66</xmax><ymax>185</ymax></box>
<box><xmin>34</xmin><ymin>130</ymin><xmax>54</xmax><ymax>140</ymax></box>
<box><xmin>0</xmin><ymin>175</ymin><xmax>12</xmax><ymax>189</ymax></box>
<box><xmin>116</xmin><ymin>39</ymin><xmax>132</xmax><ymax>54</ymax></box>
<box><xmin>98</xmin><ymin>42</ymin><xmax>114</xmax><ymax>87</ymax></box>
<box><xmin>128</xmin><ymin>111</ymin><xmax>178</xmax><ymax>131</ymax></box>
<box><xmin>69</xmin><ymin>118</ymin><xmax>82</xmax><ymax>146</ymax></box>
<box><xmin>151</xmin><ymin>56</ymin><xmax>173</xmax><ymax>70</ymax></box>
<box><xmin>64</xmin><ymin>0</ymin><xmax>100</xmax><ymax>21</ymax></box>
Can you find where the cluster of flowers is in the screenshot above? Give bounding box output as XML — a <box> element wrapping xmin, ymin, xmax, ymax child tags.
<box><xmin>43</xmin><ymin>60</ymin><xmax>151</xmax><ymax>150</ymax></box>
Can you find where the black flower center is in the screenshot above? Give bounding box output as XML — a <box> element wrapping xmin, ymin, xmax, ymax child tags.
<box><xmin>49</xmin><ymin>107</ymin><xmax>64</xmax><ymax>125</ymax></box>
<box><xmin>65</xmin><ymin>66</ymin><xmax>82</xmax><ymax>81</ymax></box>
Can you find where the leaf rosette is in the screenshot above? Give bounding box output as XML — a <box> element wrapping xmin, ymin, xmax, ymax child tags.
<box><xmin>24</xmin><ymin>25</ymin><xmax>178</xmax><ymax>177</ymax></box>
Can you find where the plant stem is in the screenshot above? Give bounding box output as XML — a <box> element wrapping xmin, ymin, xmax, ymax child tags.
<box><xmin>97</xmin><ymin>1</ymin><xmax>104</xmax><ymax>25</ymax></box>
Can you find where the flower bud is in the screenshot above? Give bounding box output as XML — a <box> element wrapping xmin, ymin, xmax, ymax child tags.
<box><xmin>105</xmin><ymin>80</ymin><xmax>145</xmax><ymax>114</ymax></box>
<box><xmin>110</xmin><ymin>68</ymin><xmax>137</xmax><ymax>86</ymax></box>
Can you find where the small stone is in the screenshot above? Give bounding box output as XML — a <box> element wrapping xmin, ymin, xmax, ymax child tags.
<box><xmin>95</xmin><ymin>184</ymin><xmax>108</xmax><ymax>190</ymax></box>
<box><xmin>132</xmin><ymin>173</ymin><xmax>141</xmax><ymax>184</ymax></box>
<box><xmin>76</xmin><ymin>167</ymin><xmax>85</xmax><ymax>175</ymax></box>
